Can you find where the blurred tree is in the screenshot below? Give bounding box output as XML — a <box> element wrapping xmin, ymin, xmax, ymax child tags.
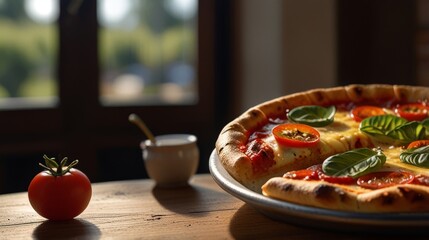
<box><xmin>0</xmin><ymin>0</ymin><xmax>27</xmax><ymax>21</ymax></box>
<box><xmin>0</xmin><ymin>46</ymin><xmax>33</xmax><ymax>97</ymax></box>
<box><xmin>138</xmin><ymin>0</ymin><xmax>182</xmax><ymax>34</ymax></box>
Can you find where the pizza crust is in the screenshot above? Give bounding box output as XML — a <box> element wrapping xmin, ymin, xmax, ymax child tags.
<box><xmin>304</xmin><ymin>86</ymin><xmax>350</xmax><ymax>106</ymax></box>
<box><xmin>394</xmin><ymin>85</ymin><xmax>429</xmax><ymax>102</ymax></box>
<box><xmin>345</xmin><ymin>84</ymin><xmax>396</xmax><ymax>103</ymax></box>
<box><xmin>262</xmin><ymin>177</ymin><xmax>429</xmax><ymax>213</ymax></box>
<box><xmin>357</xmin><ymin>184</ymin><xmax>429</xmax><ymax>212</ymax></box>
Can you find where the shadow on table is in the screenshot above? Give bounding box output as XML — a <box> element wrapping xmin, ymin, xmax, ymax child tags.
<box><xmin>229</xmin><ymin>204</ymin><xmax>429</xmax><ymax>239</ymax></box>
<box><xmin>151</xmin><ymin>184</ymin><xmax>230</xmax><ymax>216</ymax></box>
<box><xmin>228</xmin><ymin>204</ymin><xmax>319</xmax><ymax>239</ymax></box>
<box><xmin>32</xmin><ymin>218</ymin><xmax>101</xmax><ymax>240</ymax></box>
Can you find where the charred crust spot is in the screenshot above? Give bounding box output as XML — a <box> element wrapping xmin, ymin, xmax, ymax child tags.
<box><xmin>336</xmin><ymin>189</ymin><xmax>348</xmax><ymax>202</ymax></box>
<box><xmin>218</xmin><ymin>143</ymin><xmax>230</xmax><ymax>153</ymax></box>
<box><xmin>380</xmin><ymin>192</ymin><xmax>395</xmax><ymax>205</ymax></box>
<box><xmin>222</xmin><ymin>125</ymin><xmax>236</xmax><ymax>133</ymax></box>
<box><xmin>313</xmin><ymin>185</ymin><xmax>348</xmax><ymax>202</ymax></box>
<box><xmin>352</xmin><ymin>86</ymin><xmax>364</xmax><ymax>97</ymax></box>
<box><xmin>249</xmin><ymin>110</ymin><xmax>260</xmax><ymax>118</ymax></box>
<box><xmin>221</xmin><ymin>128</ymin><xmax>230</xmax><ymax>134</ymax></box>
<box><xmin>281</xmin><ymin>99</ymin><xmax>289</xmax><ymax>106</ymax></box>
<box><xmin>218</xmin><ymin>147</ymin><xmax>224</xmax><ymax>153</ymax></box>
<box><xmin>281</xmin><ymin>183</ymin><xmax>294</xmax><ymax>192</ymax></box>
<box><xmin>397</xmin><ymin>90</ymin><xmax>407</xmax><ymax>101</ymax></box>
<box><xmin>281</xmin><ymin>99</ymin><xmax>293</xmax><ymax>110</ymax></box>
<box><xmin>313</xmin><ymin>91</ymin><xmax>324</xmax><ymax>102</ymax></box>
<box><xmin>398</xmin><ymin>187</ymin><xmax>425</xmax><ymax>203</ymax></box>
<box><xmin>314</xmin><ymin>184</ymin><xmax>335</xmax><ymax>200</ymax></box>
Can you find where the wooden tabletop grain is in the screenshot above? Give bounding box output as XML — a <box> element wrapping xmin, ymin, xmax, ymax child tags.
<box><xmin>1</xmin><ymin>174</ymin><xmax>427</xmax><ymax>239</ymax></box>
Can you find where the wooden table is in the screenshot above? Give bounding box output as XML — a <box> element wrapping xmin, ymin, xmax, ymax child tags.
<box><xmin>0</xmin><ymin>174</ymin><xmax>425</xmax><ymax>239</ymax></box>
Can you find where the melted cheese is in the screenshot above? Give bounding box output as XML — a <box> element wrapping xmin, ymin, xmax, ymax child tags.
<box><xmin>378</xmin><ymin>145</ymin><xmax>429</xmax><ymax>175</ymax></box>
<box><xmin>264</xmin><ymin>111</ymin><xmax>373</xmax><ymax>170</ymax></box>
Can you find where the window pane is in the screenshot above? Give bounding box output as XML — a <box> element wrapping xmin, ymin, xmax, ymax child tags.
<box><xmin>98</xmin><ymin>0</ymin><xmax>198</xmax><ymax>106</ymax></box>
<box><xmin>0</xmin><ymin>0</ymin><xmax>58</xmax><ymax>109</ymax></box>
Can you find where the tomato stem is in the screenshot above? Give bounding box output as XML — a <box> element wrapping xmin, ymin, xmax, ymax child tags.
<box><xmin>40</xmin><ymin>155</ymin><xmax>79</xmax><ymax>177</ymax></box>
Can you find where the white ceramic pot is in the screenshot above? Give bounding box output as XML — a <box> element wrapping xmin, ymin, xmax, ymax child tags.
<box><xmin>141</xmin><ymin>134</ymin><xmax>199</xmax><ymax>188</ymax></box>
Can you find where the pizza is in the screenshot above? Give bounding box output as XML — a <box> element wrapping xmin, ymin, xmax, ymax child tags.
<box><xmin>215</xmin><ymin>84</ymin><xmax>429</xmax><ymax>212</ymax></box>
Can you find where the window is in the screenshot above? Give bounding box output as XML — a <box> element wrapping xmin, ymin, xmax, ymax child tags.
<box><xmin>0</xmin><ymin>0</ymin><xmax>219</xmax><ymax>193</ymax></box>
<box><xmin>0</xmin><ymin>0</ymin><xmax>58</xmax><ymax>109</ymax></box>
<box><xmin>98</xmin><ymin>0</ymin><xmax>198</xmax><ymax>106</ymax></box>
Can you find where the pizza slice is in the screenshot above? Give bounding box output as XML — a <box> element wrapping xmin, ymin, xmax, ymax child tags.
<box><xmin>262</xmin><ymin>142</ymin><xmax>429</xmax><ymax>212</ymax></box>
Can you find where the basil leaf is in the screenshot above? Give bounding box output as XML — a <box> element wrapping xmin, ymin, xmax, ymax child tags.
<box><xmin>287</xmin><ymin>105</ymin><xmax>335</xmax><ymax>127</ymax></box>
<box><xmin>421</xmin><ymin>118</ymin><xmax>429</xmax><ymax>136</ymax></box>
<box><xmin>386</xmin><ymin>121</ymin><xmax>426</xmax><ymax>144</ymax></box>
<box><xmin>360</xmin><ymin>115</ymin><xmax>407</xmax><ymax>136</ymax></box>
<box><xmin>322</xmin><ymin>148</ymin><xmax>386</xmax><ymax>178</ymax></box>
<box><xmin>400</xmin><ymin>145</ymin><xmax>429</xmax><ymax>168</ymax></box>
<box><xmin>421</xmin><ymin>118</ymin><xmax>429</xmax><ymax>128</ymax></box>
<box><xmin>359</xmin><ymin>115</ymin><xmax>425</xmax><ymax>144</ymax></box>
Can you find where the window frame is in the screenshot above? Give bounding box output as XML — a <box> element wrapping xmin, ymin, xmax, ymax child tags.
<box><xmin>0</xmin><ymin>0</ymin><xmax>218</xmax><ymax>183</ymax></box>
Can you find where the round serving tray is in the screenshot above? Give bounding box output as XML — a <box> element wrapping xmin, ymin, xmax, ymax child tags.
<box><xmin>209</xmin><ymin>149</ymin><xmax>429</xmax><ymax>234</ymax></box>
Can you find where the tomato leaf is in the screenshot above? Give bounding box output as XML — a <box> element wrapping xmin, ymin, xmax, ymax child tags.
<box><xmin>287</xmin><ymin>105</ymin><xmax>335</xmax><ymax>127</ymax></box>
<box><xmin>43</xmin><ymin>155</ymin><xmax>59</xmax><ymax>169</ymax></box>
<box><xmin>322</xmin><ymin>148</ymin><xmax>386</xmax><ymax>178</ymax></box>
<box><xmin>41</xmin><ymin>155</ymin><xmax>79</xmax><ymax>176</ymax></box>
<box><xmin>400</xmin><ymin>145</ymin><xmax>429</xmax><ymax>168</ymax></box>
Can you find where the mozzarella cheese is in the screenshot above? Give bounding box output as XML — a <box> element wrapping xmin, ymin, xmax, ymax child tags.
<box><xmin>378</xmin><ymin>145</ymin><xmax>429</xmax><ymax>175</ymax></box>
<box><xmin>264</xmin><ymin>111</ymin><xmax>372</xmax><ymax>170</ymax></box>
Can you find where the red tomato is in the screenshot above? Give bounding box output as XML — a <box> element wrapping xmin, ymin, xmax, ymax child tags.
<box><xmin>395</xmin><ymin>103</ymin><xmax>429</xmax><ymax>121</ymax></box>
<box><xmin>311</xmin><ymin>164</ymin><xmax>355</xmax><ymax>184</ymax></box>
<box><xmin>28</xmin><ymin>156</ymin><xmax>92</xmax><ymax>220</ymax></box>
<box><xmin>283</xmin><ymin>164</ymin><xmax>355</xmax><ymax>184</ymax></box>
<box><xmin>412</xmin><ymin>174</ymin><xmax>429</xmax><ymax>186</ymax></box>
<box><xmin>283</xmin><ymin>169</ymin><xmax>319</xmax><ymax>180</ymax></box>
<box><xmin>350</xmin><ymin>105</ymin><xmax>385</xmax><ymax>122</ymax></box>
<box><xmin>318</xmin><ymin>173</ymin><xmax>356</xmax><ymax>185</ymax></box>
<box><xmin>272</xmin><ymin>123</ymin><xmax>320</xmax><ymax>148</ymax></box>
<box><xmin>357</xmin><ymin>171</ymin><xmax>414</xmax><ymax>189</ymax></box>
<box><xmin>407</xmin><ymin>140</ymin><xmax>429</xmax><ymax>149</ymax></box>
